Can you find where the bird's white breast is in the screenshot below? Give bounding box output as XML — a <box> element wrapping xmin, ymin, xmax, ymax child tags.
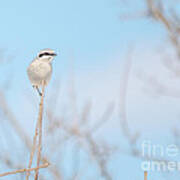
<box><xmin>27</xmin><ymin>59</ymin><xmax>52</xmax><ymax>86</ymax></box>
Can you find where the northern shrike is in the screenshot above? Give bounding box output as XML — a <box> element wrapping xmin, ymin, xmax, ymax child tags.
<box><xmin>27</xmin><ymin>49</ymin><xmax>57</xmax><ymax>96</ymax></box>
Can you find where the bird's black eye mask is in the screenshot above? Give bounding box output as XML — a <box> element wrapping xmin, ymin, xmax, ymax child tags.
<box><xmin>39</xmin><ymin>52</ymin><xmax>56</xmax><ymax>58</ymax></box>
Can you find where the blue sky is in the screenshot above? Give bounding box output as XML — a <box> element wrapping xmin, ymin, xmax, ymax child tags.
<box><xmin>0</xmin><ymin>0</ymin><xmax>166</xmax><ymax>96</ymax></box>
<box><xmin>0</xmin><ymin>0</ymin><xmax>179</xmax><ymax>179</ymax></box>
<box><xmin>0</xmin><ymin>0</ymin><xmax>163</xmax><ymax>66</ymax></box>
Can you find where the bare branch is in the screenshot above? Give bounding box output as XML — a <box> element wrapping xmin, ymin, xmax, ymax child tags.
<box><xmin>0</xmin><ymin>163</ymin><xmax>49</xmax><ymax>178</ymax></box>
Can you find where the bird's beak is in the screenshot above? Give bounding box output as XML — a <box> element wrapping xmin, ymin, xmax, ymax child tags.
<box><xmin>53</xmin><ymin>53</ymin><xmax>57</xmax><ymax>56</ymax></box>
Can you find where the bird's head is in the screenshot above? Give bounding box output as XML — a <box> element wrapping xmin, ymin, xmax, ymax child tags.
<box><xmin>37</xmin><ymin>48</ymin><xmax>57</xmax><ymax>63</ymax></box>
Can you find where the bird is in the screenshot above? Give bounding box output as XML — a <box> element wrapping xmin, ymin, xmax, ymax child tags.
<box><xmin>27</xmin><ymin>48</ymin><xmax>57</xmax><ymax>96</ymax></box>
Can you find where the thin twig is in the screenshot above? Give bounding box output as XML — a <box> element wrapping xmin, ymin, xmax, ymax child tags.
<box><xmin>144</xmin><ymin>171</ymin><xmax>148</xmax><ymax>180</ymax></box>
<box><xmin>119</xmin><ymin>48</ymin><xmax>133</xmax><ymax>138</ymax></box>
<box><xmin>26</xmin><ymin>115</ymin><xmax>40</xmax><ymax>180</ymax></box>
<box><xmin>35</xmin><ymin>82</ymin><xmax>46</xmax><ymax>180</ymax></box>
<box><xmin>0</xmin><ymin>163</ymin><xmax>49</xmax><ymax>178</ymax></box>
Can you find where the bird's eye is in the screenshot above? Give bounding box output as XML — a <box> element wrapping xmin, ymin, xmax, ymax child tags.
<box><xmin>39</xmin><ymin>54</ymin><xmax>44</xmax><ymax>58</ymax></box>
